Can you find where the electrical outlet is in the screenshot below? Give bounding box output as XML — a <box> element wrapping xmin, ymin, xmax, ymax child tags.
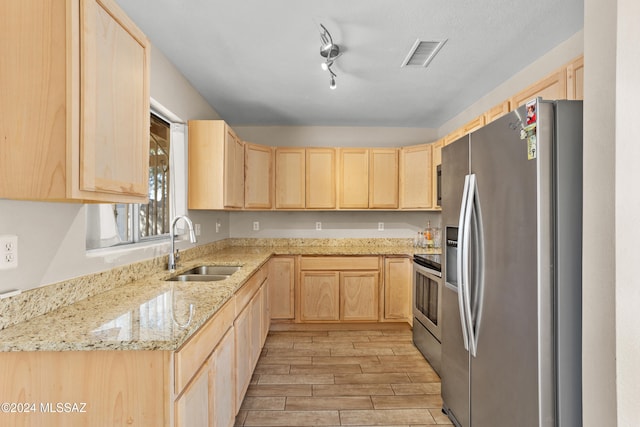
<box><xmin>194</xmin><ymin>223</ymin><xmax>202</xmax><ymax>236</ymax></box>
<box><xmin>0</xmin><ymin>235</ymin><xmax>18</xmax><ymax>270</ymax></box>
<box><xmin>315</xmin><ymin>222</ymin><xmax>322</xmax><ymax>231</ymax></box>
<box><xmin>378</xmin><ymin>222</ymin><xmax>384</xmax><ymax>231</ymax></box>
<box><xmin>215</xmin><ymin>220</ymin><xmax>221</xmax><ymax>233</ymax></box>
<box><xmin>253</xmin><ymin>221</ymin><xmax>260</xmax><ymax>231</ymax></box>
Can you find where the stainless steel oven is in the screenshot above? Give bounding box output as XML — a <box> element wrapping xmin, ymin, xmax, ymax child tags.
<box><xmin>412</xmin><ymin>253</ymin><xmax>442</xmax><ymax>374</ymax></box>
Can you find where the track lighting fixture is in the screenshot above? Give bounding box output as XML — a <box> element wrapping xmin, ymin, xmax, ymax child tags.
<box><xmin>319</xmin><ymin>24</ymin><xmax>340</xmax><ymax>89</ymax></box>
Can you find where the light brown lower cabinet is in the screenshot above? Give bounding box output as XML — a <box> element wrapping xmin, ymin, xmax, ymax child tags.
<box><xmin>269</xmin><ymin>256</ymin><xmax>296</xmax><ymax>320</ymax></box>
<box><xmin>175</xmin><ymin>327</ymin><xmax>235</xmax><ymax>427</ymax></box>
<box><xmin>300</xmin><ymin>271</ymin><xmax>340</xmax><ymax>321</ymax></box>
<box><xmin>298</xmin><ymin>256</ymin><xmax>381</xmax><ymax>322</ymax></box>
<box><xmin>340</xmin><ymin>271</ymin><xmax>379</xmax><ymax>321</ymax></box>
<box><xmin>0</xmin><ymin>266</ymin><xmax>269</xmax><ymax>427</ymax></box>
<box><xmin>383</xmin><ymin>256</ymin><xmax>412</xmax><ymax>322</ymax></box>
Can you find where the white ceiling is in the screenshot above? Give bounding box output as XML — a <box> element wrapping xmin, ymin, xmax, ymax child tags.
<box><xmin>115</xmin><ymin>0</ymin><xmax>583</xmax><ymax>129</ymax></box>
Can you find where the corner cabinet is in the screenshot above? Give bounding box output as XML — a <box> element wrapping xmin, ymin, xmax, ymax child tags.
<box><xmin>188</xmin><ymin>120</ymin><xmax>245</xmax><ymax>209</ymax></box>
<box><xmin>0</xmin><ymin>0</ymin><xmax>150</xmax><ymax>203</ymax></box>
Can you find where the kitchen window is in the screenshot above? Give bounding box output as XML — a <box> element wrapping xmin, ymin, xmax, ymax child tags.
<box><xmin>86</xmin><ymin>111</ymin><xmax>182</xmax><ymax>250</ymax></box>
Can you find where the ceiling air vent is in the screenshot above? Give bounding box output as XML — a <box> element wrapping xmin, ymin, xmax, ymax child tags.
<box><xmin>401</xmin><ymin>39</ymin><xmax>447</xmax><ymax>68</ymax></box>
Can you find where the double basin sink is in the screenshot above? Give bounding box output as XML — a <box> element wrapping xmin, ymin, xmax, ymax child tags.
<box><xmin>167</xmin><ymin>265</ymin><xmax>241</xmax><ymax>282</ymax></box>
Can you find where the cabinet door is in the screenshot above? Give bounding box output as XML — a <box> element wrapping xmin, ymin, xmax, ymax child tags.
<box><xmin>212</xmin><ymin>328</ymin><xmax>235</xmax><ymax>427</ymax></box>
<box><xmin>340</xmin><ymin>271</ymin><xmax>379</xmax><ymax>321</ymax></box>
<box><xmin>566</xmin><ymin>55</ymin><xmax>584</xmax><ymax>101</ymax></box>
<box><xmin>400</xmin><ymin>144</ymin><xmax>432</xmax><ymax>209</ymax></box>
<box><xmin>306</xmin><ymin>148</ymin><xmax>336</xmax><ymax>209</ymax></box>
<box><xmin>175</xmin><ymin>357</ymin><xmax>212</xmax><ymax>427</ymax></box>
<box><xmin>300</xmin><ymin>272</ymin><xmax>340</xmax><ymax>321</ymax></box>
<box><xmin>79</xmin><ymin>0</ymin><xmax>150</xmax><ymax>200</ymax></box>
<box><xmin>431</xmin><ymin>139</ymin><xmax>444</xmax><ymax>209</ymax></box>
<box><xmin>384</xmin><ymin>257</ymin><xmax>412</xmax><ymax>321</ymax></box>
<box><xmin>484</xmin><ymin>101</ymin><xmax>511</xmax><ymax>124</ymax></box>
<box><xmin>224</xmin><ymin>129</ymin><xmax>244</xmax><ymax>208</ymax></box>
<box><xmin>269</xmin><ymin>257</ymin><xmax>295</xmax><ymax>320</ymax></box>
<box><xmin>510</xmin><ymin>67</ymin><xmax>568</xmax><ymax>108</ymax></box>
<box><xmin>275</xmin><ymin>148</ymin><xmax>306</xmax><ymax>209</ymax></box>
<box><xmin>261</xmin><ymin>279</ymin><xmax>270</xmax><ymax>346</ymax></box>
<box><xmin>234</xmin><ymin>302</ymin><xmax>252</xmax><ymax>409</ymax></box>
<box><xmin>250</xmin><ymin>289</ymin><xmax>263</xmax><ymax>369</ymax></box>
<box><xmin>338</xmin><ymin>148</ymin><xmax>369</xmax><ymax>209</ymax></box>
<box><xmin>370</xmin><ymin>149</ymin><xmax>399</xmax><ymax>208</ymax></box>
<box><xmin>245</xmin><ymin>143</ymin><xmax>273</xmax><ymax>209</ymax></box>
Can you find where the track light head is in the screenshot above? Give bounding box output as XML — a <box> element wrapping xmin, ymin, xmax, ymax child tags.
<box><xmin>319</xmin><ymin>24</ymin><xmax>341</xmax><ymax>90</ymax></box>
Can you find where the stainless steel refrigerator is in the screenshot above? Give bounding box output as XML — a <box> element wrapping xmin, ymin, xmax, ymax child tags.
<box><xmin>441</xmin><ymin>99</ymin><xmax>582</xmax><ymax>427</ymax></box>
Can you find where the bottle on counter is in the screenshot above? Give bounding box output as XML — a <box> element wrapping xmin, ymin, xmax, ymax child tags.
<box><xmin>424</xmin><ymin>221</ymin><xmax>434</xmax><ymax>248</ymax></box>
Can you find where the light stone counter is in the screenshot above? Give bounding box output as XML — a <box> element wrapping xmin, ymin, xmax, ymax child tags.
<box><xmin>0</xmin><ymin>240</ymin><xmax>439</xmax><ymax>352</ymax></box>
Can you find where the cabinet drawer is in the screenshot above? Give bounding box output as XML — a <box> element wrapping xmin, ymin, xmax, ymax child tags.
<box><xmin>300</xmin><ymin>256</ymin><xmax>379</xmax><ymax>271</ymax></box>
<box><xmin>235</xmin><ymin>265</ymin><xmax>267</xmax><ymax>316</ymax></box>
<box><xmin>174</xmin><ymin>298</ymin><xmax>234</xmax><ymax>394</ymax></box>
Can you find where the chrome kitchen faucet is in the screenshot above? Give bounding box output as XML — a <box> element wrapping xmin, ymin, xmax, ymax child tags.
<box><xmin>168</xmin><ymin>215</ymin><xmax>197</xmax><ymax>271</ymax></box>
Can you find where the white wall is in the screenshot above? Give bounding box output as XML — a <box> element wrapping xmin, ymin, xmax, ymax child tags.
<box><xmin>230</xmin><ymin>211</ymin><xmax>441</xmax><ymax>240</ymax></box>
<box><xmin>582</xmin><ymin>0</ymin><xmax>617</xmax><ymax>424</ymax></box>
<box><xmin>582</xmin><ymin>0</ymin><xmax>640</xmax><ymax>424</ymax></box>
<box><xmin>0</xmin><ymin>45</ymin><xmax>223</xmax><ymax>293</ymax></box>
<box><xmin>614</xmin><ymin>1</ymin><xmax>640</xmax><ymax>422</ymax></box>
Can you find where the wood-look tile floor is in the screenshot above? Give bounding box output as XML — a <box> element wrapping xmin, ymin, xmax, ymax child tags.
<box><xmin>235</xmin><ymin>323</ymin><xmax>452</xmax><ymax>427</ymax></box>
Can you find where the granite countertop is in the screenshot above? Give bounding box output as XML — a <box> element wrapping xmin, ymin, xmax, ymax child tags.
<box><xmin>0</xmin><ymin>244</ymin><xmax>437</xmax><ymax>353</ymax></box>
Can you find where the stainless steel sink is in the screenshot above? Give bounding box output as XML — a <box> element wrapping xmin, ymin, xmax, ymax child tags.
<box><xmin>167</xmin><ymin>274</ymin><xmax>229</xmax><ymax>282</ymax></box>
<box><xmin>166</xmin><ymin>265</ymin><xmax>241</xmax><ymax>282</ymax></box>
<box><xmin>181</xmin><ymin>265</ymin><xmax>242</xmax><ymax>276</ymax></box>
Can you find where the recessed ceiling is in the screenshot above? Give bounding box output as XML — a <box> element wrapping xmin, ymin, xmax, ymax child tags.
<box><xmin>115</xmin><ymin>0</ymin><xmax>583</xmax><ymax>129</ymax></box>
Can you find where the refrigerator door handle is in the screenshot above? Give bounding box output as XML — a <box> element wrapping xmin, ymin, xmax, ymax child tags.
<box><xmin>461</xmin><ymin>174</ymin><xmax>476</xmax><ymax>356</ymax></box>
<box><xmin>456</xmin><ymin>174</ymin><xmax>471</xmax><ymax>351</ymax></box>
<box><xmin>467</xmin><ymin>174</ymin><xmax>486</xmax><ymax>358</ymax></box>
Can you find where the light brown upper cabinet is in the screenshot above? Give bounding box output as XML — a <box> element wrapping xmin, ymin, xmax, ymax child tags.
<box><xmin>400</xmin><ymin>144</ymin><xmax>433</xmax><ymax>209</ymax></box>
<box><xmin>0</xmin><ymin>0</ymin><xmax>150</xmax><ymax>203</ymax></box>
<box><xmin>244</xmin><ymin>143</ymin><xmax>273</xmax><ymax>209</ymax></box>
<box><xmin>567</xmin><ymin>55</ymin><xmax>584</xmax><ymax>101</ymax></box>
<box><xmin>484</xmin><ymin>101</ymin><xmax>511</xmax><ymax>125</ymax></box>
<box><xmin>370</xmin><ymin>149</ymin><xmax>399</xmax><ymax>209</ymax></box>
<box><xmin>306</xmin><ymin>148</ymin><xmax>336</xmax><ymax>209</ymax></box>
<box><xmin>338</xmin><ymin>148</ymin><xmax>370</xmax><ymax>209</ymax></box>
<box><xmin>431</xmin><ymin>139</ymin><xmax>444</xmax><ymax>209</ymax></box>
<box><xmin>188</xmin><ymin>120</ymin><xmax>245</xmax><ymax>209</ymax></box>
<box><xmin>275</xmin><ymin>148</ymin><xmax>306</xmax><ymax>209</ymax></box>
<box><xmin>511</xmin><ymin>66</ymin><xmax>568</xmax><ymax>109</ymax></box>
